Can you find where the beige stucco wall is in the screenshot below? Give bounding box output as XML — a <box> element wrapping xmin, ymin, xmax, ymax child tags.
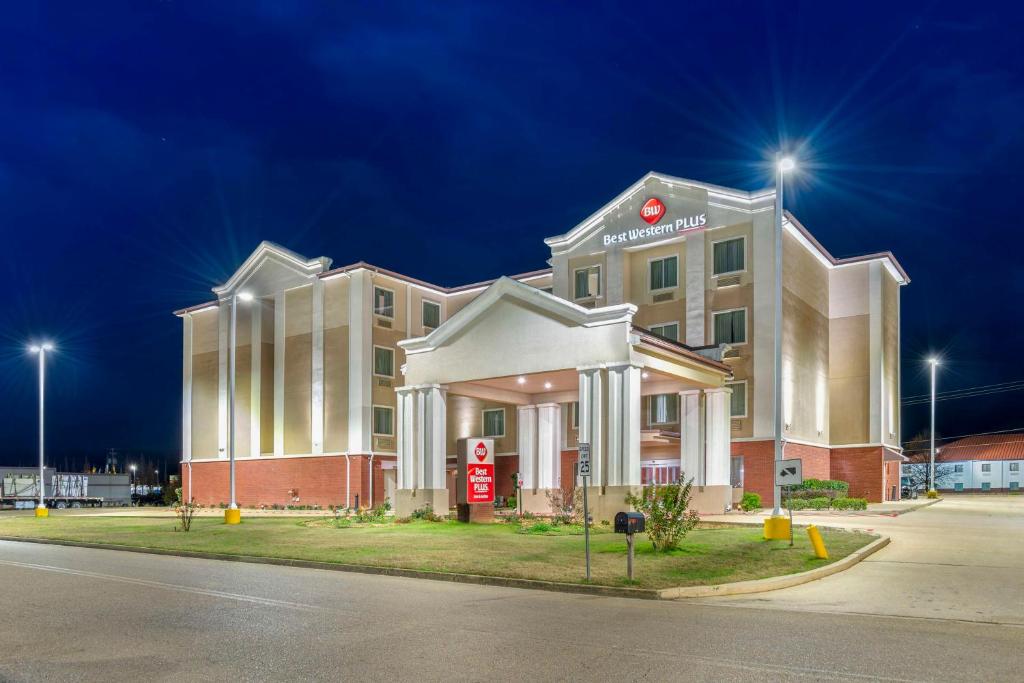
<box><xmin>446</xmin><ymin>395</ymin><xmax>518</xmax><ymax>456</ymax></box>
<box><xmin>323</xmin><ymin>277</ymin><xmax>349</xmax><ymax>453</ymax></box>
<box><xmin>258</xmin><ymin>297</ymin><xmax>275</xmax><ymax>455</ymax></box>
<box><xmin>829</xmin><ymin>265</ymin><xmax>870</xmax><ymax>444</ymax></box>
<box><xmin>882</xmin><ymin>270</ymin><xmax>900</xmax><ymax>446</ymax></box>
<box><xmin>284</xmin><ymin>286</ymin><xmax>312</xmax><ymax>454</ymax></box>
<box><xmin>781</xmin><ymin>230</ymin><xmax>830</xmax><ymax>444</ymax></box>
<box><xmin>629</xmin><ymin>241</ymin><xmax>687</xmax><ymax>332</ymax></box>
<box><xmin>190</xmin><ymin>308</ymin><xmax>219</xmax><ymax>458</ymax></box>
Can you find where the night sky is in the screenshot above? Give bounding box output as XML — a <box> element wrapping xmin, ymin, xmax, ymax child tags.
<box><xmin>1</xmin><ymin>1</ymin><xmax>1021</xmax><ymax>471</ymax></box>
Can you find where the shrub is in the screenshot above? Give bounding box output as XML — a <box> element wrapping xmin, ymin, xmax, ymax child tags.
<box><xmin>625</xmin><ymin>476</ymin><xmax>701</xmax><ymax>551</ymax></box>
<box><xmin>832</xmin><ymin>497</ymin><xmax>868</xmax><ymax>510</ymax></box>
<box><xmin>173</xmin><ymin>489</ymin><xmax>197</xmax><ymax>532</ymax></box>
<box><xmin>926</xmin><ymin>489</ymin><xmax>939</xmax><ymax>499</ymax></box>
<box><xmin>354</xmin><ymin>502</ymin><xmax>390</xmax><ymax>524</ymax></box>
<box><xmin>546</xmin><ymin>487</ymin><xmax>584</xmax><ymax>526</ymax></box>
<box><xmin>789</xmin><ymin>478</ymin><xmax>850</xmax><ymax>500</ymax></box>
<box><xmin>408</xmin><ymin>505</ymin><xmax>442</xmax><ymax>522</ymax></box>
<box><xmin>806</xmin><ymin>497</ymin><xmax>831</xmax><ymax>511</ymax></box>
<box><xmin>507</xmin><ymin>496</ymin><xmax>517</xmax><ymax>509</ymax></box>
<box><xmin>739</xmin><ymin>492</ymin><xmax>762</xmax><ymax>512</ymax></box>
<box><xmin>786</xmin><ymin>497</ymin><xmax>809</xmax><ymax>510</ymax></box>
<box><xmin>523</xmin><ymin>521</ymin><xmax>554</xmax><ymax>534</ymax></box>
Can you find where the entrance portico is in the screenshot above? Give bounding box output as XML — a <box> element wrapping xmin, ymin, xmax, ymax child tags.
<box><xmin>393</xmin><ymin>277</ymin><xmax>734</xmax><ymax>520</ymax></box>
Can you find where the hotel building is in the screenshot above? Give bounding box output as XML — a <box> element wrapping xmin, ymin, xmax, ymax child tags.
<box><xmin>176</xmin><ymin>172</ymin><xmax>909</xmax><ymax>518</ymax></box>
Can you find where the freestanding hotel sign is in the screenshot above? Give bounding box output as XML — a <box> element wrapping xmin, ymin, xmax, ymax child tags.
<box><xmin>457</xmin><ymin>437</ymin><xmax>495</xmax><ymax>506</ymax></box>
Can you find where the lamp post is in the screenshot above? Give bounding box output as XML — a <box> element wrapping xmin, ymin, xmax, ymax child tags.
<box><xmin>771</xmin><ymin>156</ymin><xmax>796</xmax><ymax>521</ymax></box>
<box><xmin>226</xmin><ymin>291</ymin><xmax>254</xmax><ymax>524</ymax></box>
<box><xmin>29</xmin><ymin>342</ymin><xmax>54</xmax><ymax>518</ymax></box>
<box><xmin>928</xmin><ymin>358</ymin><xmax>939</xmax><ymax>493</ymax></box>
<box><xmin>130</xmin><ymin>464</ymin><xmax>137</xmax><ymax>498</ymax></box>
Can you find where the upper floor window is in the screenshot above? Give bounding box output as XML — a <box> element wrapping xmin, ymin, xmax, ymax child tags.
<box><xmin>422</xmin><ymin>300</ymin><xmax>441</xmax><ymax>329</ymax></box>
<box><xmin>649</xmin><ymin>255</ymin><xmax>678</xmax><ymax>291</ymax></box>
<box><xmin>374</xmin><ymin>286</ymin><xmax>394</xmax><ymax>318</ymax></box>
<box><xmin>726</xmin><ymin>381</ymin><xmax>747</xmax><ymax>418</ymax></box>
<box><xmin>649</xmin><ymin>394</ymin><xmax>679</xmax><ymax>425</ymax></box>
<box><xmin>954</xmin><ymin>464</ymin><xmax>964</xmax><ymax>473</ymax></box>
<box><xmin>981</xmin><ymin>463</ymin><xmax>992</xmax><ymax>473</ymax></box>
<box><xmin>573</xmin><ymin>265</ymin><xmax>601</xmax><ymax>300</ymax></box>
<box><xmin>713</xmin><ymin>309</ymin><xmax>747</xmax><ymax>345</ymax></box>
<box><xmin>1010</xmin><ymin>463</ymin><xmax>1021</xmax><ymax>472</ymax></box>
<box><xmin>713</xmin><ymin>237</ymin><xmax>745</xmax><ymax>275</ymax></box>
<box><xmin>482</xmin><ymin>408</ymin><xmax>506</xmax><ymax>438</ymax></box>
<box><xmin>649</xmin><ymin>322</ymin><xmax>679</xmax><ymax>341</ymax></box>
<box><xmin>373</xmin><ymin>346</ymin><xmax>394</xmax><ymax>377</ymax></box>
<box><xmin>373</xmin><ymin>405</ymin><xmax>394</xmax><ymax>436</ymax></box>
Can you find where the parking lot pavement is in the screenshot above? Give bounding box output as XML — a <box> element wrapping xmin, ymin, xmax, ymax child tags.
<box><xmin>699</xmin><ymin>495</ymin><xmax>1024</xmax><ymax>625</ymax></box>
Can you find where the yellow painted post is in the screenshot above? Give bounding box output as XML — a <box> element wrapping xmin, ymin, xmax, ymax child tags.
<box><xmin>763</xmin><ymin>515</ymin><xmax>790</xmax><ymax>540</ymax></box>
<box><xmin>35</xmin><ymin>507</ymin><xmax>49</xmax><ymax>518</ymax></box>
<box><xmin>224</xmin><ymin>508</ymin><xmax>241</xmax><ymax>525</ymax></box>
<box><xmin>807</xmin><ymin>524</ymin><xmax>828</xmax><ymax>559</ymax></box>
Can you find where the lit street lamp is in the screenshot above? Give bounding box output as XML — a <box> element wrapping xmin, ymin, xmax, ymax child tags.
<box><xmin>928</xmin><ymin>358</ymin><xmax>940</xmax><ymax>492</ymax></box>
<box><xmin>226</xmin><ymin>291</ymin><xmax>254</xmax><ymax>524</ymax></box>
<box><xmin>771</xmin><ymin>155</ymin><xmax>796</xmax><ymax>520</ymax></box>
<box><xmin>29</xmin><ymin>342</ymin><xmax>55</xmax><ymax>518</ymax></box>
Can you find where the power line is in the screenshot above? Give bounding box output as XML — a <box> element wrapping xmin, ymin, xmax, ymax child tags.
<box><xmin>902</xmin><ymin>383</ymin><xmax>1024</xmax><ymax>406</ymax></box>
<box><xmin>902</xmin><ymin>379</ymin><xmax>1024</xmax><ymax>402</ymax></box>
<box><xmin>902</xmin><ymin>427</ymin><xmax>1024</xmax><ymax>446</ymax></box>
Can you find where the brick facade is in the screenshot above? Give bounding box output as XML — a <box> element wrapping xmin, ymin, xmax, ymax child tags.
<box><xmin>732</xmin><ymin>440</ymin><xmax>896</xmax><ymax>503</ymax></box>
<box><xmin>183</xmin><ymin>454</ymin><xmax>394</xmax><ymax>509</ymax></box>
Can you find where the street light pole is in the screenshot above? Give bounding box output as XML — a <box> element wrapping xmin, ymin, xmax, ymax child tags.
<box><xmin>30</xmin><ymin>343</ymin><xmax>54</xmax><ymax>517</ymax></box>
<box><xmin>226</xmin><ymin>291</ymin><xmax>253</xmax><ymax>525</ymax></box>
<box><xmin>772</xmin><ymin>156</ymin><xmax>795</xmax><ymax>518</ymax></box>
<box><xmin>928</xmin><ymin>358</ymin><xmax>939</xmax><ymax>492</ymax></box>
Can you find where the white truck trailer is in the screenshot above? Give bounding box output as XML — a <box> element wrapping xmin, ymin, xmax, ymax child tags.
<box><xmin>0</xmin><ymin>468</ymin><xmax>131</xmax><ymax>508</ymax></box>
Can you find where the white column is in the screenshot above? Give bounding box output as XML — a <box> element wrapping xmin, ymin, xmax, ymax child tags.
<box><xmin>577</xmin><ymin>367</ymin><xmax>604</xmax><ymax>486</ymax></box>
<box><xmin>421</xmin><ymin>385</ymin><xmax>447</xmax><ymax>490</ymax></box>
<box><xmin>182</xmin><ymin>314</ymin><xmax>193</xmax><ymax>462</ymax></box>
<box><xmin>684</xmin><ymin>231</ymin><xmax>706</xmax><ymax>346</ymax></box>
<box><xmin>679</xmin><ymin>390</ymin><xmax>703</xmax><ymax>484</ymax></box>
<box><xmin>310</xmin><ymin>279</ymin><xmax>325</xmax><ymax>455</ymax></box>
<box><xmin>868</xmin><ymin>261</ymin><xmax>883</xmax><ymax>443</ymax></box>
<box><xmin>348</xmin><ymin>270</ymin><xmax>372</xmax><ymax>453</ymax></box>
<box><xmin>396</xmin><ymin>387</ymin><xmax>415</xmax><ymax>489</ymax></box>
<box><xmin>249</xmin><ymin>301</ymin><xmax>262</xmax><ymax>457</ymax></box>
<box><xmin>606</xmin><ymin>363</ymin><xmax>641</xmax><ymax>487</ymax></box>
<box><xmin>217</xmin><ymin>301</ymin><xmax>229</xmax><ymax>459</ymax></box>
<box><xmin>536</xmin><ymin>403</ymin><xmax>562</xmax><ymax>489</ymax></box>
<box><xmin>273</xmin><ymin>291</ymin><xmax>286</xmax><ymax>457</ymax></box>
<box><xmin>704</xmin><ymin>387</ymin><xmax>732</xmax><ymax>486</ymax></box>
<box><xmin>606</xmin><ymin>369</ymin><xmax>622</xmax><ymax>487</ymax></box>
<box><xmin>414</xmin><ymin>388</ymin><xmax>426</xmax><ymax>490</ymax></box>
<box><xmin>517</xmin><ymin>405</ymin><xmax>538</xmax><ymax>490</ymax></box>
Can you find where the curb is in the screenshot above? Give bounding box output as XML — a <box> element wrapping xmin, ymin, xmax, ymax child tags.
<box><xmin>0</xmin><ymin>532</ymin><xmax>887</xmax><ymax>602</ymax></box>
<box><xmin>657</xmin><ymin>534</ymin><xmax>890</xmax><ymax>599</ymax></box>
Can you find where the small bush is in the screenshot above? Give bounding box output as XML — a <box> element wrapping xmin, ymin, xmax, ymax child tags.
<box><xmin>740</xmin><ymin>492</ymin><xmax>762</xmax><ymax>512</ymax></box>
<box><xmin>625</xmin><ymin>475</ymin><xmax>701</xmax><ymax>552</ymax></box>
<box><xmin>787</xmin><ymin>497</ymin><xmax>809</xmax><ymax>510</ymax></box>
<box><xmin>806</xmin><ymin>497</ymin><xmax>831</xmax><ymax>511</ymax></box>
<box><xmin>408</xmin><ymin>505</ymin><xmax>442</xmax><ymax>522</ymax></box>
<box><xmin>926</xmin><ymin>489</ymin><xmax>938</xmax><ymax>499</ymax></box>
<box><xmin>524</xmin><ymin>521</ymin><xmax>554</xmax><ymax>534</ymax></box>
<box><xmin>832</xmin><ymin>497</ymin><xmax>868</xmax><ymax>510</ymax></box>
<box><xmin>507</xmin><ymin>496</ymin><xmax>517</xmax><ymax>509</ymax></box>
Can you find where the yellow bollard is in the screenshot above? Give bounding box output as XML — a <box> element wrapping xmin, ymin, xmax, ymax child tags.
<box><xmin>224</xmin><ymin>508</ymin><xmax>242</xmax><ymax>525</ymax></box>
<box><xmin>34</xmin><ymin>507</ymin><xmax>49</xmax><ymax>518</ymax></box>
<box><xmin>807</xmin><ymin>524</ymin><xmax>828</xmax><ymax>559</ymax></box>
<box><xmin>763</xmin><ymin>515</ymin><xmax>791</xmax><ymax>540</ymax></box>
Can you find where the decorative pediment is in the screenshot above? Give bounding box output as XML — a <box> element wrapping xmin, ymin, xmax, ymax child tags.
<box><xmin>212</xmin><ymin>241</ymin><xmax>332</xmax><ymax>300</ymax></box>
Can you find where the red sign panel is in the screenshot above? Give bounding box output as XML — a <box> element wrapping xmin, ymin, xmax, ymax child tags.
<box><xmin>458</xmin><ymin>438</ymin><xmax>495</xmax><ymax>505</ymax></box>
<box><xmin>639</xmin><ymin>197</ymin><xmax>666</xmax><ymax>224</ymax></box>
<box><xmin>467</xmin><ymin>463</ymin><xmax>495</xmax><ymax>504</ymax></box>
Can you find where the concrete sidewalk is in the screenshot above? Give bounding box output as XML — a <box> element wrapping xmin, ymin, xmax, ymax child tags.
<box><xmin>698</xmin><ymin>496</ymin><xmax>1024</xmax><ymax>625</ymax></box>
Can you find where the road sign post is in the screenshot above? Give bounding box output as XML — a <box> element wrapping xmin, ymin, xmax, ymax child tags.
<box><xmin>775</xmin><ymin>458</ymin><xmax>803</xmax><ymax>547</ymax></box>
<box><xmin>578</xmin><ymin>443</ymin><xmax>591</xmax><ymax>581</ymax></box>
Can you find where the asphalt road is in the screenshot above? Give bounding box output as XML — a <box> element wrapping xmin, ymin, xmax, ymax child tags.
<box><xmin>0</xmin><ymin>532</ymin><xmax>1020</xmax><ymax>682</ymax></box>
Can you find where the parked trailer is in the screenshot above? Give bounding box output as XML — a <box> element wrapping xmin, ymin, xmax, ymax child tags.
<box><xmin>0</xmin><ymin>468</ymin><xmax>131</xmax><ymax>508</ymax></box>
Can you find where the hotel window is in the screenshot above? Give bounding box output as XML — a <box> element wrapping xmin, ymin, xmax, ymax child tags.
<box><xmin>713</xmin><ymin>309</ymin><xmax>747</xmax><ymax>345</ymax></box>
<box><xmin>422</xmin><ymin>300</ymin><xmax>441</xmax><ymax>329</ymax></box>
<box><xmin>373</xmin><ymin>406</ymin><xmax>394</xmax><ymax>436</ymax></box>
<box><xmin>726</xmin><ymin>381</ymin><xmax>747</xmax><ymax>418</ymax></box>
<box><xmin>649</xmin><ymin>394</ymin><xmax>679</xmax><ymax>425</ymax></box>
<box><xmin>730</xmin><ymin>456</ymin><xmax>745</xmax><ymax>488</ymax></box>
<box><xmin>483</xmin><ymin>408</ymin><xmax>505</xmax><ymax>438</ymax></box>
<box><xmin>373</xmin><ymin>287</ymin><xmax>394</xmax><ymax>318</ymax></box>
<box><xmin>649</xmin><ymin>322</ymin><xmax>679</xmax><ymax>341</ymax></box>
<box><xmin>713</xmin><ymin>237</ymin><xmax>745</xmax><ymax>275</ymax></box>
<box><xmin>649</xmin><ymin>255</ymin><xmax>678</xmax><ymax>291</ymax></box>
<box><xmin>570</xmin><ymin>401</ymin><xmax>580</xmax><ymax>430</ymax></box>
<box><xmin>981</xmin><ymin>463</ymin><xmax>992</xmax><ymax>473</ymax></box>
<box><xmin>573</xmin><ymin>265</ymin><xmax>601</xmax><ymax>300</ymax></box>
<box><xmin>373</xmin><ymin>346</ymin><xmax>394</xmax><ymax>377</ymax></box>
<box><xmin>954</xmin><ymin>464</ymin><xmax>964</xmax><ymax>473</ymax></box>
<box><xmin>1010</xmin><ymin>463</ymin><xmax>1020</xmax><ymax>472</ymax></box>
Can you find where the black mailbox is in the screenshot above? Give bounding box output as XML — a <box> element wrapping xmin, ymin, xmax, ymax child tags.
<box><xmin>614</xmin><ymin>511</ymin><xmax>645</xmax><ymax>534</ymax></box>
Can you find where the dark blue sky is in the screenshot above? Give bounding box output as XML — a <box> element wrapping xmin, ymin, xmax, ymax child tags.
<box><xmin>1</xmin><ymin>1</ymin><xmax>1021</xmax><ymax>468</ymax></box>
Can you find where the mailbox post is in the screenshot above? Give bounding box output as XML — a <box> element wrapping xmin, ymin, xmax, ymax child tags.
<box><xmin>614</xmin><ymin>511</ymin><xmax>645</xmax><ymax>582</ymax></box>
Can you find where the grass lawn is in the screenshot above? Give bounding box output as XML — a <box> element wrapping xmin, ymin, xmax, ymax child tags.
<box><xmin>0</xmin><ymin>514</ymin><xmax>875</xmax><ymax>589</ymax></box>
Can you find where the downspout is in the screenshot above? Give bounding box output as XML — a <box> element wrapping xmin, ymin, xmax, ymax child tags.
<box><xmin>344</xmin><ymin>451</ymin><xmax>351</xmax><ymax>510</ymax></box>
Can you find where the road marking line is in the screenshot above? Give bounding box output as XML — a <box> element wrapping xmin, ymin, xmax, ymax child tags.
<box><xmin>0</xmin><ymin>558</ymin><xmax>321</xmax><ymax>611</ymax></box>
